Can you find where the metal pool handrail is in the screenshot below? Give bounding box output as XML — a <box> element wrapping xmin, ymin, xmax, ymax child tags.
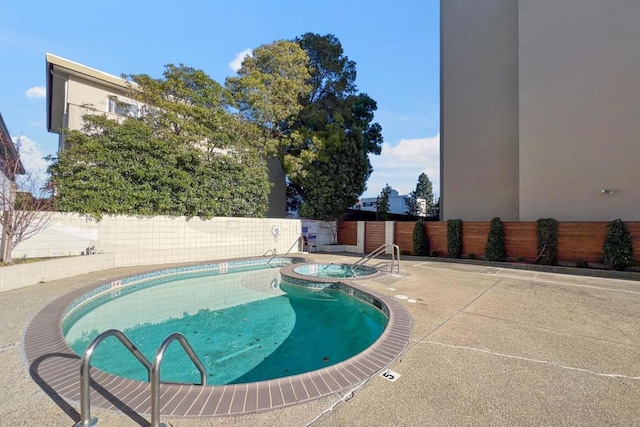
<box><xmin>267</xmin><ymin>236</ymin><xmax>304</xmax><ymax>265</ymax></box>
<box><xmin>75</xmin><ymin>330</ymin><xmax>206</xmax><ymax>427</ymax></box>
<box><xmin>75</xmin><ymin>329</ymin><xmax>153</xmax><ymax>427</ymax></box>
<box><xmin>151</xmin><ymin>332</ymin><xmax>207</xmax><ymax>427</ymax></box>
<box><xmin>351</xmin><ymin>243</ymin><xmax>400</xmax><ymax>274</ymax></box>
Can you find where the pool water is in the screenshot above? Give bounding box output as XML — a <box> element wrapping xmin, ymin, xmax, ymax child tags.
<box><xmin>293</xmin><ymin>263</ymin><xmax>376</xmax><ymax>278</ymax></box>
<box><xmin>64</xmin><ymin>265</ymin><xmax>387</xmax><ymax>385</ymax></box>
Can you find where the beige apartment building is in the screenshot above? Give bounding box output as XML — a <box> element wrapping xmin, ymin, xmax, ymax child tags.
<box><xmin>46</xmin><ymin>54</ymin><xmax>286</xmax><ymax>217</ymax></box>
<box><xmin>441</xmin><ymin>0</ymin><xmax>640</xmax><ymax>221</ymax></box>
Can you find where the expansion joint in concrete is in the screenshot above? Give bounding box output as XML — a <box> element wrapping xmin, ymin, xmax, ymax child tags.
<box><xmin>423</xmin><ymin>341</ymin><xmax>640</xmax><ymax>381</ymax></box>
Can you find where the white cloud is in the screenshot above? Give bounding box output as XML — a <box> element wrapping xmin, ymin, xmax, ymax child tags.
<box><xmin>364</xmin><ymin>134</ymin><xmax>440</xmax><ymax>198</ymax></box>
<box><xmin>229</xmin><ymin>49</ymin><xmax>252</xmax><ymax>72</ymax></box>
<box><xmin>25</xmin><ymin>86</ymin><xmax>46</xmax><ymax>99</ymax></box>
<box><xmin>11</xmin><ymin>135</ymin><xmax>51</xmax><ymax>190</ymax></box>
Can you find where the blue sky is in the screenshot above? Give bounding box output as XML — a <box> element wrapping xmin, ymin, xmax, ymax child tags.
<box><xmin>0</xmin><ymin>0</ymin><xmax>440</xmax><ymax>198</ymax></box>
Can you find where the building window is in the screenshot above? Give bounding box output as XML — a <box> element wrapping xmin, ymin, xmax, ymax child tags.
<box><xmin>107</xmin><ymin>96</ymin><xmax>139</xmax><ymax>117</ymax></box>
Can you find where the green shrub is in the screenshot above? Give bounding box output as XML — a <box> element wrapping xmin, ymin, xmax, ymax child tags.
<box><xmin>602</xmin><ymin>219</ymin><xmax>634</xmax><ymax>270</ymax></box>
<box><xmin>576</xmin><ymin>259</ymin><xmax>588</xmax><ymax>268</ymax></box>
<box><xmin>516</xmin><ymin>256</ymin><xmax>525</xmax><ymax>262</ymax></box>
<box><xmin>412</xmin><ymin>221</ymin><xmax>429</xmax><ymax>256</ymax></box>
<box><xmin>430</xmin><ymin>250</ymin><xmax>439</xmax><ymax>257</ymax></box>
<box><xmin>536</xmin><ymin>218</ymin><xmax>558</xmax><ymax>265</ymax></box>
<box><xmin>485</xmin><ymin>217</ymin><xmax>506</xmax><ymax>261</ymax></box>
<box><xmin>447</xmin><ymin>219</ymin><xmax>463</xmax><ymax>258</ymax></box>
<box><xmin>467</xmin><ymin>253</ymin><xmax>477</xmax><ymax>260</ymax></box>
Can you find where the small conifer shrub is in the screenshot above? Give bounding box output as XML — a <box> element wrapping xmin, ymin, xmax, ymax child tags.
<box><xmin>447</xmin><ymin>219</ymin><xmax>463</xmax><ymax>258</ymax></box>
<box><xmin>412</xmin><ymin>221</ymin><xmax>429</xmax><ymax>256</ymax></box>
<box><xmin>485</xmin><ymin>217</ymin><xmax>506</xmax><ymax>261</ymax></box>
<box><xmin>602</xmin><ymin>219</ymin><xmax>634</xmax><ymax>270</ymax></box>
<box><xmin>536</xmin><ymin>218</ymin><xmax>558</xmax><ymax>265</ymax></box>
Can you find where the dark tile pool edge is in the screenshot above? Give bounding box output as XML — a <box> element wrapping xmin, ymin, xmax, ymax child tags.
<box><xmin>23</xmin><ymin>259</ymin><xmax>412</xmax><ymax>419</ymax></box>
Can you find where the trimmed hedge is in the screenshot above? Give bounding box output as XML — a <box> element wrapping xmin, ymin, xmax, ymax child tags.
<box><xmin>485</xmin><ymin>217</ymin><xmax>506</xmax><ymax>261</ymax></box>
<box><xmin>602</xmin><ymin>219</ymin><xmax>634</xmax><ymax>270</ymax></box>
<box><xmin>536</xmin><ymin>218</ymin><xmax>558</xmax><ymax>265</ymax></box>
<box><xmin>412</xmin><ymin>221</ymin><xmax>429</xmax><ymax>256</ymax></box>
<box><xmin>447</xmin><ymin>219</ymin><xmax>463</xmax><ymax>258</ymax></box>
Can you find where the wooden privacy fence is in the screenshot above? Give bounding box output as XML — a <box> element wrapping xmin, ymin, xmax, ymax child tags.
<box><xmin>338</xmin><ymin>220</ymin><xmax>640</xmax><ymax>263</ymax></box>
<box><xmin>337</xmin><ymin>222</ymin><xmax>357</xmax><ymax>246</ymax></box>
<box><xmin>365</xmin><ymin>222</ymin><xmax>385</xmax><ymax>253</ymax></box>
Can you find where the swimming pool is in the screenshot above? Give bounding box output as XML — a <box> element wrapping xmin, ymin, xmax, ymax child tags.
<box><xmin>63</xmin><ymin>261</ymin><xmax>387</xmax><ymax>385</ymax></box>
<box><xmin>24</xmin><ymin>257</ymin><xmax>412</xmax><ymax>417</ymax></box>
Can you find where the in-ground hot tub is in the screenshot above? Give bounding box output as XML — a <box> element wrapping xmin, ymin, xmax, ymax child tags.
<box><xmin>293</xmin><ymin>263</ymin><xmax>378</xmax><ymax>278</ymax></box>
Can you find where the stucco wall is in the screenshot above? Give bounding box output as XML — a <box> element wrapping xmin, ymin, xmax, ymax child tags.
<box><xmin>441</xmin><ymin>0</ymin><xmax>520</xmax><ymax>221</ymax></box>
<box><xmin>66</xmin><ymin>75</ymin><xmax>134</xmax><ymax>132</ymax></box>
<box><xmin>441</xmin><ymin>0</ymin><xmax>640</xmax><ymax>221</ymax></box>
<box><xmin>518</xmin><ymin>0</ymin><xmax>640</xmax><ymax>220</ymax></box>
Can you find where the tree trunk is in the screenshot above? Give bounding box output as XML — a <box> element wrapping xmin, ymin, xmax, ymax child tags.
<box><xmin>0</xmin><ymin>210</ymin><xmax>13</xmax><ymax>264</ymax></box>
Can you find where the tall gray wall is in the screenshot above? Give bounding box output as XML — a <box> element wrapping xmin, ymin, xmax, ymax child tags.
<box><xmin>441</xmin><ymin>0</ymin><xmax>520</xmax><ymax>221</ymax></box>
<box><xmin>441</xmin><ymin>0</ymin><xmax>640</xmax><ymax>221</ymax></box>
<box><xmin>518</xmin><ymin>0</ymin><xmax>640</xmax><ymax>220</ymax></box>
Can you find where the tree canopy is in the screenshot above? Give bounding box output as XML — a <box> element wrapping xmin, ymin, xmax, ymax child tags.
<box><xmin>49</xmin><ymin>34</ymin><xmax>382</xmax><ymax>221</ymax></box>
<box><xmin>406</xmin><ymin>173</ymin><xmax>436</xmax><ymax>217</ymax></box>
<box><xmin>375</xmin><ymin>184</ymin><xmax>392</xmax><ymax>220</ymax></box>
<box><xmin>48</xmin><ymin>65</ymin><xmax>271</xmax><ymax>220</ymax></box>
<box><xmin>226</xmin><ymin>40</ymin><xmax>311</xmax><ymax>158</ymax></box>
<box><xmin>290</xmin><ymin>33</ymin><xmax>383</xmax><ymax>219</ymax></box>
<box><xmin>227</xmin><ymin>33</ymin><xmax>383</xmax><ymax>220</ymax></box>
<box><xmin>415</xmin><ymin>172</ymin><xmax>435</xmax><ymax>211</ymax></box>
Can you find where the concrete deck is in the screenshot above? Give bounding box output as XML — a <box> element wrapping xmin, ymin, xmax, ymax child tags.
<box><xmin>1</xmin><ymin>254</ymin><xmax>639</xmax><ymax>426</ymax></box>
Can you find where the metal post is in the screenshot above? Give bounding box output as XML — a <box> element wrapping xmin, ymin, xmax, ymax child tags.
<box><xmin>151</xmin><ymin>333</ymin><xmax>206</xmax><ymax>427</ymax></box>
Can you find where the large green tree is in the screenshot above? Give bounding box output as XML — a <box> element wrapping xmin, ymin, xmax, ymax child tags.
<box><xmin>289</xmin><ymin>33</ymin><xmax>383</xmax><ymax>219</ymax></box>
<box><xmin>48</xmin><ymin>65</ymin><xmax>271</xmax><ymax>219</ymax></box>
<box><xmin>227</xmin><ymin>34</ymin><xmax>382</xmax><ymax>219</ymax></box>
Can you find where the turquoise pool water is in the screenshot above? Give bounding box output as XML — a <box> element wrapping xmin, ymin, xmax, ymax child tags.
<box><xmin>64</xmin><ymin>262</ymin><xmax>387</xmax><ymax>385</ymax></box>
<box><xmin>293</xmin><ymin>263</ymin><xmax>376</xmax><ymax>278</ymax></box>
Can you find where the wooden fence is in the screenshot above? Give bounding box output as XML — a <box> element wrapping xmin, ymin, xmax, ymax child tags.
<box><xmin>365</xmin><ymin>222</ymin><xmax>386</xmax><ymax>253</ymax></box>
<box><xmin>337</xmin><ymin>222</ymin><xmax>357</xmax><ymax>246</ymax></box>
<box><xmin>339</xmin><ymin>220</ymin><xmax>640</xmax><ymax>263</ymax></box>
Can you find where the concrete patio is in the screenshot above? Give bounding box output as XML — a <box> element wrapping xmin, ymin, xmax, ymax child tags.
<box><xmin>1</xmin><ymin>254</ymin><xmax>638</xmax><ymax>426</ymax></box>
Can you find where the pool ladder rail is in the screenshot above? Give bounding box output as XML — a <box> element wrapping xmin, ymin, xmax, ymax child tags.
<box><xmin>74</xmin><ymin>329</ymin><xmax>207</xmax><ymax>427</ymax></box>
<box><xmin>351</xmin><ymin>243</ymin><xmax>400</xmax><ymax>275</ymax></box>
<box><xmin>266</xmin><ymin>236</ymin><xmax>305</xmax><ymax>266</ymax></box>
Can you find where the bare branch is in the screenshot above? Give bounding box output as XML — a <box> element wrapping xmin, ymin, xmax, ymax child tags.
<box><xmin>0</xmin><ymin>134</ymin><xmax>54</xmax><ymax>263</ymax></box>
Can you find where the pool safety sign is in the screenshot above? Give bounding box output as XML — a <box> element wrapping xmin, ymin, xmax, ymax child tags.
<box><xmin>301</xmin><ymin>220</ymin><xmax>317</xmax><ymax>251</ymax></box>
<box><xmin>380</xmin><ymin>369</ymin><xmax>401</xmax><ymax>382</ymax></box>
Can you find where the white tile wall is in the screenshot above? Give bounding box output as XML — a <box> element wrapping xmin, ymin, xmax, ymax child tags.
<box><xmin>4</xmin><ymin>213</ymin><xmax>304</xmax><ymax>291</ymax></box>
